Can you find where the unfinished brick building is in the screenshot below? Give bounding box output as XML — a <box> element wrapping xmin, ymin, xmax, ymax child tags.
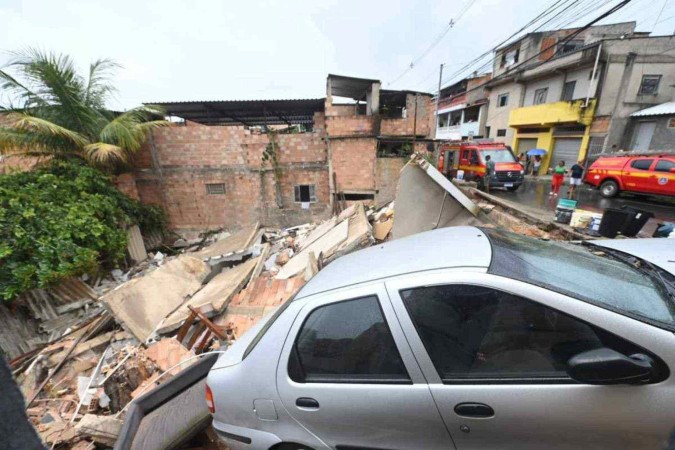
<box><xmin>118</xmin><ymin>75</ymin><xmax>435</xmax><ymax>236</ymax></box>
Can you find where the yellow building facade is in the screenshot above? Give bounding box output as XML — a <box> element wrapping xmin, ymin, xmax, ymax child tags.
<box><xmin>508</xmin><ymin>99</ymin><xmax>596</xmax><ymax>173</ymax></box>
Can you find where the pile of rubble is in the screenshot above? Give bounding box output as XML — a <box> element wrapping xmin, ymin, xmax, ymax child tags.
<box><xmin>8</xmin><ymin>152</ymin><xmax>582</xmax><ymax>449</ymax></box>
<box><xmin>9</xmin><ymin>200</ymin><xmax>384</xmax><ymax>449</ymax></box>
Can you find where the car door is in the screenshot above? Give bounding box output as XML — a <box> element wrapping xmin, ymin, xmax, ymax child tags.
<box><xmin>653</xmin><ymin>158</ymin><xmax>675</xmax><ymax>195</ymax></box>
<box><xmin>623</xmin><ymin>158</ymin><xmax>656</xmax><ymax>193</ymax></box>
<box><xmin>276</xmin><ymin>282</ymin><xmax>456</xmax><ymax>450</ymax></box>
<box><xmin>386</xmin><ymin>270</ymin><xmax>675</xmax><ymax>450</ymax></box>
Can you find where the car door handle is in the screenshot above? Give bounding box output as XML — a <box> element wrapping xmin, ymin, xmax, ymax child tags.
<box><xmin>454</xmin><ymin>402</ymin><xmax>494</xmax><ymax>418</ymax></box>
<box><xmin>296</xmin><ymin>397</ymin><xmax>319</xmax><ymax>409</ymax></box>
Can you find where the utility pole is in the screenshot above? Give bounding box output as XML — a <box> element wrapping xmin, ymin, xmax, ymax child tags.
<box><xmin>433</xmin><ymin>63</ymin><xmax>444</xmax><ymax>163</ymax></box>
<box><xmin>433</xmin><ymin>63</ymin><xmax>444</xmax><ymax>139</ymax></box>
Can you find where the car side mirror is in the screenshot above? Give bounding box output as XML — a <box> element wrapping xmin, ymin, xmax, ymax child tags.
<box><xmin>566</xmin><ymin>348</ymin><xmax>654</xmax><ymax>385</ymax></box>
<box><xmin>669</xmin><ymin>167</ymin><xmax>675</xmax><ymax>174</ymax></box>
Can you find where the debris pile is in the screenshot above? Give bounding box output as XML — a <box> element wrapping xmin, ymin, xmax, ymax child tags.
<box><xmin>7</xmin><ymin>152</ymin><xmax>587</xmax><ymax>449</ymax></box>
<box><xmin>9</xmin><ymin>201</ymin><xmax>380</xmax><ymax>449</ymax></box>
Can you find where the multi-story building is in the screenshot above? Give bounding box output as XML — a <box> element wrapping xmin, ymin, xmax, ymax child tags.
<box><xmin>484</xmin><ymin>22</ymin><xmax>642</xmax><ymax>146</ymax></box>
<box><xmin>110</xmin><ymin>74</ymin><xmax>435</xmax><ymax>235</ymax></box>
<box><xmin>435</xmin><ymin>73</ymin><xmax>491</xmax><ymax>140</ymax></box>
<box><xmin>482</xmin><ymin>21</ymin><xmax>675</xmax><ymax>172</ymax></box>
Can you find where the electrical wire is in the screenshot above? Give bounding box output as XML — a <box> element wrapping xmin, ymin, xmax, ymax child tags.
<box><xmin>439</xmin><ymin>0</ymin><xmax>637</xmax><ymax>100</ymax></box>
<box><xmin>388</xmin><ymin>0</ymin><xmax>479</xmax><ymax>86</ymax></box>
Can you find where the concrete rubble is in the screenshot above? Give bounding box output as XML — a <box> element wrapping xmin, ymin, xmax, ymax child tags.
<box><xmin>7</xmin><ymin>155</ymin><xmax>588</xmax><ymax>448</ymax></box>
<box><xmin>7</xmin><ymin>201</ymin><xmax>381</xmax><ymax>449</ymax></box>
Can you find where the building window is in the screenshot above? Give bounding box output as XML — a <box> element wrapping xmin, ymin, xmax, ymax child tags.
<box><xmin>288</xmin><ymin>296</ymin><xmax>409</xmax><ymax>383</ymax></box>
<box><xmin>497</xmin><ymin>129</ymin><xmax>507</xmax><ymax>137</ymax></box>
<box><xmin>206</xmin><ymin>183</ymin><xmax>226</xmax><ymax>195</ymax></box>
<box><xmin>588</xmin><ymin>136</ymin><xmax>606</xmax><ymax>157</ymax></box>
<box><xmin>533</xmin><ymin>88</ymin><xmax>548</xmax><ymax>105</ymax></box>
<box><xmin>561</xmin><ymin>81</ymin><xmax>576</xmax><ymax>101</ymax></box>
<box><xmin>501</xmin><ymin>48</ymin><xmax>520</xmax><ymax>68</ymax></box>
<box><xmin>294</xmin><ymin>184</ymin><xmax>317</xmax><ymax>203</ymax></box>
<box><xmin>485</xmin><ymin>126</ymin><xmax>491</xmax><ymax>138</ymax></box>
<box><xmin>639</xmin><ymin>75</ymin><xmax>661</xmax><ymax>95</ymax></box>
<box><xmin>497</xmin><ymin>93</ymin><xmax>509</xmax><ymax>107</ymax></box>
<box><xmin>558</xmin><ymin>39</ymin><xmax>585</xmax><ymax>55</ymax></box>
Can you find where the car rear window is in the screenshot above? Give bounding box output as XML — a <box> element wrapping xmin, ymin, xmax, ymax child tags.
<box><xmin>483</xmin><ymin>228</ymin><xmax>675</xmax><ymax>330</ymax></box>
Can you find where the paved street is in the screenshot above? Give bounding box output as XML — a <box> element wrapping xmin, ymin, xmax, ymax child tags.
<box><xmin>491</xmin><ymin>176</ymin><xmax>675</xmax><ymax>236</ymax></box>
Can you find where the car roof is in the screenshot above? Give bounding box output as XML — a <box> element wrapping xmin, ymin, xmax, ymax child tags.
<box><xmin>296</xmin><ymin>226</ymin><xmax>492</xmax><ymax>299</ymax></box>
<box><xmin>590</xmin><ymin>238</ymin><xmax>675</xmax><ymax>276</ymax></box>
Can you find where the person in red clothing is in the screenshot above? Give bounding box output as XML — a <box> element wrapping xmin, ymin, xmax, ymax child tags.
<box><xmin>549</xmin><ymin>160</ymin><xmax>567</xmax><ymax>196</ymax></box>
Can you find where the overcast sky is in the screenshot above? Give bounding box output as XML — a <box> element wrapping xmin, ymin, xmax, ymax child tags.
<box><xmin>1</xmin><ymin>0</ymin><xmax>673</xmax><ymax>110</ymax></box>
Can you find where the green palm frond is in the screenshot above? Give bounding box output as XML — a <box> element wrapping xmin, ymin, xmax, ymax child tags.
<box><xmin>6</xmin><ymin>113</ymin><xmax>89</xmax><ymax>147</ymax></box>
<box><xmin>84</xmin><ymin>59</ymin><xmax>120</xmax><ymax>108</ymax></box>
<box><xmin>98</xmin><ymin>106</ymin><xmax>169</xmax><ymax>152</ymax></box>
<box><xmin>84</xmin><ymin>142</ymin><xmax>127</xmax><ymax>165</ymax></box>
<box><xmin>0</xmin><ymin>50</ymin><xmax>166</xmax><ymax>172</ymax></box>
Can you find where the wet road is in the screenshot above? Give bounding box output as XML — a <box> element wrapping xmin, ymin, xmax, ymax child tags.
<box><xmin>491</xmin><ymin>177</ymin><xmax>675</xmax><ymax>235</ymax></box>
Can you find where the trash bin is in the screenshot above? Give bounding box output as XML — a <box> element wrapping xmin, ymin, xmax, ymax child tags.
<box><xmin>598</xmin><ymin>208</ymin><xmax>633</xmax><ymax>238</ymax></box>
<box><xmin>554</xmin><ymin>199</ymin><xmax>577</xmax><ymax>225</ymax></box>
<box><xmin>619</xmin><ymin>206</ymin><xmax>654</xmax><ymax>237</ymax></box>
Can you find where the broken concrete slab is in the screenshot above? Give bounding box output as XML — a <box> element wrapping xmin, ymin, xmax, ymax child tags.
<box><xmin>331</xmin><ymin>203</ymin><xmax>373</xmax><ymax>260</ymax></box>
<box><xmin>101</xmin><ymin>256</ymin><xmax>212</xmax><ymax>342</ymax></box>
<box><xmin>194</xmin><ymin>223</ymin><xmax>260</xmax><ymax>265</ymax></box>
<box><xmin>75</xmin><ymin>413</ymin><xmax>123</xmax><ymax>447</ymax></box>
<box><xmin>296</xmin><ymin>217</ymin><xmax>338</xmax><ymax>251</ymax></box>
<box><xmin>392</xmin><ymin>153</ymin><xmax>485</xmax><ymax>240</ymax></box>
<box><xmin>276</xmin><ymin>219</ymin><xmax>349</xmax><ymax>279</ymax></box>
<box><xmin>159</xmin><ymin>257</ymin><xmax>259</xmax><ymax>334</ymax></box>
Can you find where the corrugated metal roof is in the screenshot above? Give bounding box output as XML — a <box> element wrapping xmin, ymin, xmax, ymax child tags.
<box><xmin>631</xmin><ymin>102</ymin><xmax>675</xmax><ymax>117</ymax></box>
<box><xmin>144</xmin><ymin>98</ymin><xmax>325</xmax><ymax>126</ymax></box>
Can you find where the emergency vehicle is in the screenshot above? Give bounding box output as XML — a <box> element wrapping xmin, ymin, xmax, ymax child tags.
<box><xmin>437</xmin><ymin>140</ymin><xmax>525</xmax><ymax>191</ymax></box>
<box><xmin>585</xmin><ymin>153</ymin><xmax>675</xmax><ymax>198</ymax></box>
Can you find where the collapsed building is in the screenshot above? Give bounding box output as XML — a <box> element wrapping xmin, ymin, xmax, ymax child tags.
<box><xmin>114</xmin><ymin>75</ymin><xmax>435</xmax><ymax>236</ymax></box>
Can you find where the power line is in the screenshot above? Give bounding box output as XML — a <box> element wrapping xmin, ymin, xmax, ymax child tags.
<box><xmin>388</xmin><ymin>0</ymin><xmax>478</xmax><ymax>86</ymax></box>
<box><xmin>434</xmin><ymin>0</ymin><xmax>621</xmax><ymax>92</ymax></box>
<box><xmin>436</xmin><ymin>0</ymin><xmax>584</xmax><ymax>89</ymax></box>
<box><xmin>448</xmin><ymin>0</ymin><xmax>637</xmax><ymax>101</ymax></box>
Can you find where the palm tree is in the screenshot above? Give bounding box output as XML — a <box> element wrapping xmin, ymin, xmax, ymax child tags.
<box><xmin>0</xmin><ymin>49</ymin><xmax>167</xmax><ymax>169</ymax></box>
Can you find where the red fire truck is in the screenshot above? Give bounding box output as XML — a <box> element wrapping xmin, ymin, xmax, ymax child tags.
<box><xmin>584</xmin><ymin>153</ymin><xmax>675</xmax><ymax>198</ymax></box>
<box><xmin>437</xmin><ymin>140</ymin><xmax>525</xmax><ymax>191</ymax></box>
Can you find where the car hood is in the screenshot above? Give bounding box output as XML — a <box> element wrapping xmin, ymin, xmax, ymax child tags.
<box><xmin>590</xmin><ymin>238</ymin><xmax>675</xmax><ymax>276</ymax></box>
<box><xmin>495</xmin><ymin>162</ymin><xmax>523</xmax><ymax>171</ymax></box>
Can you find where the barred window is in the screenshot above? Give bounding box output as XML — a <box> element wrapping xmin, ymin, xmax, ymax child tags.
<box><xmin>294</xmin><ymin>184</ymin><xmax>317</xmax><ymax>203</ymax></box>
<box><xmin>206</xmin><ymin>183</ymin><xmax>226</xmax><ymax>195</ymax></box>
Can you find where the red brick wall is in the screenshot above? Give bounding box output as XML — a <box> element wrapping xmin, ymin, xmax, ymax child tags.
<box><xmin>331</xmin><ymin>138</ymin><xmax>377</xmax><ymax>191</ymax></box>
<box><xmin>326</xmin><ymin>116</ymin><xmax>376</xmax><ymax>137</ymax></box>
<box><xmin>114</xmin><ymin>173</ymin><xmax>139</xmax><ymax>200</ymax></box>
<box><xmin>131</xmin><ymin>124</ymin><xmax>331</xmax><ymax>233</ymax></box>
<box><xmin>380</xmin><ymin>94</ymin><xmax>433</xmax><ymax>137</ymax></box>
<box><xmin>375</xmin><ymin>157</ymin><xmax>406</xmax><ymax>204</ymax></box>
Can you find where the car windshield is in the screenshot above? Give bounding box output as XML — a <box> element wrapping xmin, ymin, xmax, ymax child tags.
<box><xmin>484</xmin><ymin>228</ymin><xmax>675</xmax><ymax>330</ymax></box>
<box><xmin>479</xmin><ymin>149</ymin><xmax>516</xmax><ymax>163</ymax></box>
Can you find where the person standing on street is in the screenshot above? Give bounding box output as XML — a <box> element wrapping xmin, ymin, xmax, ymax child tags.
<box><xmin>485</xmin><ymin>155</ymin><xmax>495</xmax><ymax>193</ymax></box>
<box><xmin>533</xmin><ymin>155</ymin><xmax>541</xmax><ymax>177</ymax></box>
<box><xmin>568</xmin><ymin>160</ymin><xmax>585</xmax><ymax>197</ymax></box>
<box><xmin>550</xmin><ymin>160</ymin><xmax>567</xmax><ymax>196</ymax></box>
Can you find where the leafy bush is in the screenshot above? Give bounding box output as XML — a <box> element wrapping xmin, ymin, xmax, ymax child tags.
<box><xmin>0</xmin><ymin>160</ymin><xmax>165</xmax><ymax>301</ymax></box>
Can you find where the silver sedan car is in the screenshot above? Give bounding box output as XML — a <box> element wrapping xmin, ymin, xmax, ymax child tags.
<box><xmin>206</xmin><ymin>226</ymin><xmax>675</xmax><ymax>450</ymax></box>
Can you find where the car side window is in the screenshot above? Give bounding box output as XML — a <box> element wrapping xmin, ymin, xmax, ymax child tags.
<box><xmin>401</xmin><ymin>285</ymin><xmax>644</xmax><ymax>383</ymax></box>
<box><xmin>288</xmin><ymin>296</ymin><xmax>410</xmax><ymax>384</ymax></box>
<box><xmin>655</xmin><ymin>160</ymin><xmax>675</xmax><ymax>172</ymax></box>
<box><xmin>631</xmin><ymin>159</ymin><xmax>654</xmax><ymax>171</ymax></box>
